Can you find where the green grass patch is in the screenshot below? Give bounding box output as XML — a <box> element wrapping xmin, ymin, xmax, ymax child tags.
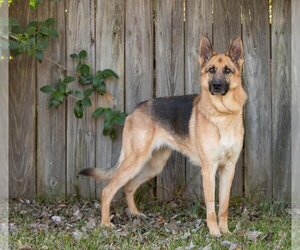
<box><xmin>9</xmin><ymin>197</ymin><xmax>291</xmax><ymax>249</ymax></box>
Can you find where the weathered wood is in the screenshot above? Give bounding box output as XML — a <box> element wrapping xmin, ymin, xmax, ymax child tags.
<box><xmin>292</xmin><ymin>2</ymin><xmax>300</xmax><ymax>246</ymax></box>
<box><xmin>184</xmin><ymin>0</ymin><xmax>213</xmax><ymax>199</ymax></box>
<box><xmin>272</xmin><ymin>0</ymin><xmax>291</xmax><ymax>202</ymax></box>
<box><xmin>66</xmin><ymin>0</ymin><xmax>96</xmax><ymax>199</ymax></box>
<box><xmin>125</xmin><ymin>0</ymin><xmax>153</xmax><ymax>112</ymax></box>
<box><xmin>0</xmin><ymin>3</ymin><xmax>9</xmax><ymax>236</ymax></box>
<box><xmin>124</xmin><ymin>0</ymin><xmax>153</xmax><ymax>199</ymax></box>
<box><xmin>36</xmin><ymin>0</ymin><xmax>66</xmax><ymax>195</ymax></box>
<box><xmin>155</xmin><ymin>0</ymin><xmax>185</xmax><ymax>201</ymax></box>
<box><xmin>9</xmin><ymin>1</ymin><xmax>36</xmax><ymax>198</ymax></box>
<box><xmin>95</xmin><ymin>0</ymin><xmax>125</xmax><ymax>199</ymax></box>
<box><xmin>213</xmin><ymin>0</ymin><xmax>241</xmax><ymax>52</ymax></box>
<box><xmin>242</xmin><ymin>0</ymin><xmax>272</xmax><ymax>200</ymax></box>
<box><xmin>214</xmin><ymin>0</ymin><xmax>243</xmax><ymax>197</ymax></box>
<box><xmin>292</xmin><ymin>0</ymin><xmax>300</xmax><ymax>245</ymax></box>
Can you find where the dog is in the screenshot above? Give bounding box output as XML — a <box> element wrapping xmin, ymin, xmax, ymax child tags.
<box><xmin>79</xmin><ymin>36</ymin><xmax>247</xmax><ymax>237</ymax></box>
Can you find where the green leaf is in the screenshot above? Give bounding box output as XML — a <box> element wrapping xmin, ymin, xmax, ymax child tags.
<box><xmin>70</xmin><ymin>53</ymin><xmax>78</xmax><ymax>59</ymax></box>
<box><xmin>82</xmin><ymin>97</ymin><xmax>92</xmax><ymax>107</ymax></box>
<box><xmin>78</xmin><ymin>64</ymin><xmax>90</xmax><ymax>75</ymax></box>
<box><xmin>52</xmin><ymin>91</ymin><xmax>65</xmax><ymax>102</ymax></box>
<box><xmin>101</xmin><ymin>69</ymin><xmax>119</xmax><ymax>79</ymax></box>
<box><xmin>73</xmin><ymin>90</ymin><xmax>83</xmax><ymax>99</ymax></box>
<box><xmin>26</xmin><ymin>26</ymin><xmax>36</xmax><ymax>35</ymax></box>
<box><xmin>78</xmin><ymin>50</ymin><xmax>87</xmax><ymax>60</ymax></box>
<box><xmin>115</xmin><ymin>112</ymin><xmax>127</xmax><ymax>125</ymax></box>
<box><xmin>35</xmin><ymin>50</ymin><xmax>44</xmax><ymax>62</ymax></box>
<box><xmin>40</xmin><ymin>27</ymin><xmax>58</xmax><ymax>37</ymax></box>
<box><xmin>92</xmin><ymin>107</ymin><xmax>105</xmax><ymax>118</ymax></box>
<box><xmin>57</xmin><ymin>81</ymin><xmax>66</xmax><ymax>93</ymax></box>
<box><xmin>74</xmin><ymin>101</ymin><xmax>83</xmax><ymax>118</ymax></box>
<box><xmin>95</xmin><ymin>82</ymin><xmax>106</xmax><ymax>95</ymax></box>
<box><xmin>29</xmin><ymin>0</ymin><xmax>42</xmax><ymax>9</ymax></box>
<box><xmin>63</xmin><ymin>76</ymin><xmax>75</xmax><ymax>84</ymax></box>
<box><xmin>83</xmin><ymin>88</ymin><xmax>94</xmax><ymax>97</ymax></box>
<box><xmin>44</xmin><ymin>18</ymin><xmax>55</xmax><ymax>26</ymax></box>
<box><xmin>27</xmin><ymin>20</ymin><xmax>39</xmax><ymax>28</ymax></box>
<box><xmin>40</xmin><ymin>85</ymin><xmax>55</xmax><ymax>94</ymax></box>
<box><xmin>79</xmin><ymin>74</ymin><xmax>93</xmax><ymax>85</ymax></box>
<box><xmin>48</xmin><ymin>98</ymin><xmax>60</xmax><ymax>108</ymax></box>
<box><xmin>9</xmin><ymin>40</ymin><xmax>20</xmax><ymax>50</ymax></box>
<box><xmin>36</xmin><ymin>38</ymin><xmax>49</xmax><ymax>50</ymax></box>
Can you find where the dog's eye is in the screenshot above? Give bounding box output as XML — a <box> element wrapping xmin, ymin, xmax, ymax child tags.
<box><xmin>224</xmin><ymin>66</ymin><xmax>232</xmax><ymax>74</ymax></box>
<box><xmin>208</xmin><ymin>67</ymin><xmax>216</xmax><ymax>73</ymax></box>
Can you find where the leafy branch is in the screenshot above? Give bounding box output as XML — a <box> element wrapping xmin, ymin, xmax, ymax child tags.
<box><xmin>9</xmin><ymin>17</ymin><xmax>58</xmax><ymax>61</ymax></box>
<box><xmin>40</xmin><ymin>50</ymin><xmax>127</xmax><ymax>140</ymax></box>
<box><xmin>8</xmin><ymin>0</ymin><xmax>127</xmax><ymax>140</ymax></box>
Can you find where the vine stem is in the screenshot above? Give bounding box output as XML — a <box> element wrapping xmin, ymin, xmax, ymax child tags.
<box><xmin>8</xmin><ymin>34</ymin><xmax>75</xmax><ymax>74</ymax></box>
<box><xmin>7</xmin><ymin>34</ymin><xmax>116</xmax><ymax>106</ymax></box>
<box><xmin>44</xmin><ymin>55</ymin><xmax>75</xmax><ymax>74</ymax></box>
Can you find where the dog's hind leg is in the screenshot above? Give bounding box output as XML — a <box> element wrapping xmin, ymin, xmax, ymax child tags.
<box><xmin>100</xmin><ymin>146</ymin><xmax>153</xmax><ymax>226</ymax></box>
<box><xmin>124</xmin><ymin>148</ymin><xmax>171</xmax><ymax>216</ymax></box>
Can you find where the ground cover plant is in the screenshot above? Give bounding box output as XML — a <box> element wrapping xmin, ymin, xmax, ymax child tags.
<box><xmin>9</xmin><ymin>196</ymin><xmax>291</xmax><ymax>249</ymax></box>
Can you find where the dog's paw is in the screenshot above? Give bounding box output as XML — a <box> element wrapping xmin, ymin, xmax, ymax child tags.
<box><xmin>100</xmin><ymin>221</ymin><xmax>115</xmax><ymax>228</ymax></box>
<box><xmin>132</xmin><ymin>212</ymin><xmax>147</xmax><ymax>218</ymax></box>
<box><xmin>220</xmin><ymin>227</ymin><xmax>231</xmax><ymax>235</ymax></box>
<box><xmin>126</xmin><ymin>208</ymin><xmax>147</xmax><ymax>218</ymax></box>
<box><xmin>219</xmin><ymin>222</ymin><xmax>231</xmax><ymax>235</ymax></box>
<box><xmin>208</xmin><ymin>225</ymin><xmax>222</xmax><ymax>237</ymax></box>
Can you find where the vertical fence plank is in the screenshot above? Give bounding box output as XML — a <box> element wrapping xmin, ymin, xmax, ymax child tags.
<box><xmin>155</xmin><ymin>0</ymin><xmax>185</xmax><ymax>201</ymax></box>
<box><xmin>291</xmin><ymin>2</ymin><xmax>300</xmax><ymax>243</ymax></box>
<box><xmin>242</xmin><ymin>0</ymin><xmax>272</xmax><ymax>200</ymax></box>
<box><xmin>272</xmin><ymin>0</ymin><xmax>291</xmax><ymax>202</ymax></box>
<box><xmin>214</xmin><ymin>0</ymin><xmax>243</xmax><ymax>197</ymax></box>
<box><xmin>9</xmin><ymin>1</ymin><xmax>36</xmax><ymax>198</ymax></box>
<box><xmin>213</xmin><ymin>0</ymin><xmax>241</xmax><ymax>52</ymax></box>
<box><xmin>66</xmin><ymin>0</ymin><xmax>96</xmax><ymax>199</ymax></box>
<box><xmin>125</xmin><ymin>0</ymin><xmax>153</xmax><ymax>199</ymax></box>
<box><xmin>36</xmin><ymin>0</ymin><xmax>66</xmax><ymax>196</ymax></box>
<box><xmin>184</xmin><ymin>0</ymin><xmax>213</xmax><ymax>199</ymax></box>
<box><xmin>0</xmin><ymin>1</ymin><xmax>9</xmax><ymax>221</ymax></box>
<box><xmin>125</xmin><ymin>0</ymin><xmax>153</xmax><ymax>112</ymax></box>
<box><xmin>95</xmin><ymin>0</ymin><xmax>125</xmax><ymax>199</ymax></box>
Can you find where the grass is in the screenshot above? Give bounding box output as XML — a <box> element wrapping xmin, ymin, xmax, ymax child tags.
<box><xmin>9</xmin><ymin>196</ymin><xmax>291</xmax><ymax>249</ymax></box>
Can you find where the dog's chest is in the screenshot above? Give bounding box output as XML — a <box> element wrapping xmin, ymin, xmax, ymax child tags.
<box><xmin>212</xmin><ymin>129</ymin><xmax>240</xmax><ymax>164</ymax></box>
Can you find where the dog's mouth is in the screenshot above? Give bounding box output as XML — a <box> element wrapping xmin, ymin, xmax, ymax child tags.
<box><xmin>209</xmin><ymin>85</ymin><xmax>229</xmax><ymax>96</ymax></box>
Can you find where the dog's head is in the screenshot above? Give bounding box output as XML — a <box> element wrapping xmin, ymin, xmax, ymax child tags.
<box><xmin>199</xmin><ymin>36</ymin><xmax>244</xmax><ymax>96</ymax></box>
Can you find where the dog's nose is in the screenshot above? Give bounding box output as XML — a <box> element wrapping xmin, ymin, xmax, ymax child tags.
<box><xmin>212</xmin><ymin>82</ymin><xmax>222</xmax><ymax>89</ymax></box>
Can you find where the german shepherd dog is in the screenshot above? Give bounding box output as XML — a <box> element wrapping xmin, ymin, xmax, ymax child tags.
<box><xmin>79</xmin><ymin>36</ymin><xmax>247</xmax><ymax>236</ymax></box>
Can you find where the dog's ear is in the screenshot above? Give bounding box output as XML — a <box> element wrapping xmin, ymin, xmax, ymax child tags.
<box><xmin>199</xmin><ymin>36</ymin><xmax>214</xmax><ymax>66</ymax></box>
<box><xmin>227</xmin><ymin>37</ymin><xmax>243</xmax><ymax>66</ymax></box>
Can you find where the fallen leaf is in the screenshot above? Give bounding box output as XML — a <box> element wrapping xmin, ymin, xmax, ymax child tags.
<box><xmin>155</xmin><ymin>216</ymin><xmax>166</xmax><ymax>226</ymax></box>
<box><xmin>186</xmin><ymin>241</ymin><xmax>195</xmax><ymax>249</ymax></box>
<box><xmin>202</xmin><ymin>244</ymin><xmax>211</xmax><ymax>250</ymax></box>
<box><xmin>115</xmin><ymin>228</ymin><xmax>129</xmax><ymax>237</ymax></box>
<box><xmin>19</xmin><ymin>246</ymin><xmax>32</xmax><ymax>250</ymax></box>
<box><xmin>221</xmin><ymin>240</ymin><xmax>239</xmax><ymax>250</ymax></box>
<box><xmin>165</xmin><ymin>222</ymin><xmax>179</xmax><ymax>234</ymax></box>
<box><xmin>86</xmin><ymin>217</ymin><xmax>96</xmax><ymax>229</ymax></box>
<box><xmin>246</xmin><ymin>230</ymin><xmax>262</xmax><ymax>241</ymax></box>
<box><xmin>72</xmin><ymin>229</ymin><xmax>83</xmax><ymax>241</ymax></box>
<box><xmin>51</xmin><ymin>216</ymin><xmax>62</xmax><ymax>224</ymax></box>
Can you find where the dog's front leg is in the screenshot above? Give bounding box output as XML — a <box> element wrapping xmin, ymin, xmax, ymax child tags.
<box><xmin>201</xmin><ymin>164</ymin><xmax>221</xmax><ymax>237</ymax></box>
<box><xmin>218</xmin><ymin>163</ymin><xmax>235</xmax><ymax>234</ymax></box>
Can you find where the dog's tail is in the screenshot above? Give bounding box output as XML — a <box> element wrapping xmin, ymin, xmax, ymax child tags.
<box><xmin>77</xmin><ymin>166</ymin><xmax>117</xmax><ymax>181</ymax></box>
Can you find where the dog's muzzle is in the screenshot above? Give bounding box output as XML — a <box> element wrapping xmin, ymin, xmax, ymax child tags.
<box><xmin>209</xmin><ymin>79</ymin><xmax>229</xmax><ymax>96</ymax></box>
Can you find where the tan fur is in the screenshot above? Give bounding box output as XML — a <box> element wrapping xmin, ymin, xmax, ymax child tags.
<box><xmin>79</xmin><ymin>37</ymin><xmax>247</xmax><ymax>237</ymax></box>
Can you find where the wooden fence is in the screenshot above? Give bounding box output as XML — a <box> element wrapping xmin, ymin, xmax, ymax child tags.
<box><xmin>9</xmin><ymin>0</ymin><xmax>291</xmax><ymax>202</ymax></box>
